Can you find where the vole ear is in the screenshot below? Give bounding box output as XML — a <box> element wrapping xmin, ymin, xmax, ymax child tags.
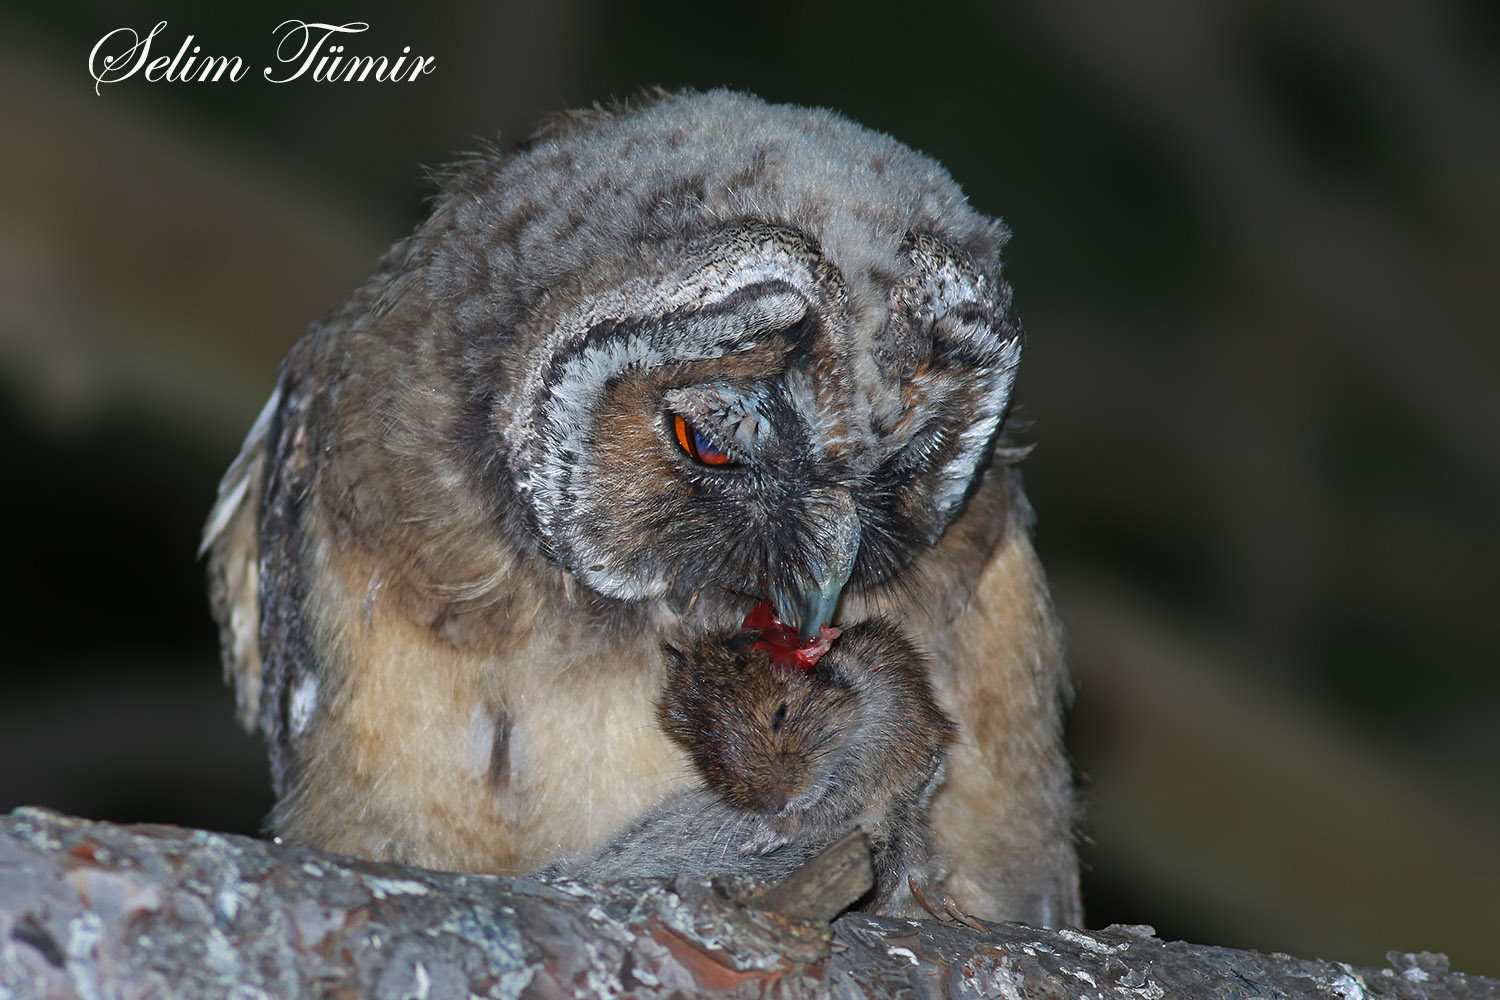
<box><xmin>659</xmin><ymin>642</ymin><xmax>690</xmax><ymax>673</ymax></box>
<box><xmin>811</xmin><ymin>659</ymin><xmax>841</xmax><ymax>686</ymax></box>
<box><xmin>655</xmin><ymin>644</ymin><xmax>696</xmax><ymax>741</ymax></box>
<box><xmin>723</xmin><ymin>630</ymin><xmax>761</xmax><ymax>654</ymax></box>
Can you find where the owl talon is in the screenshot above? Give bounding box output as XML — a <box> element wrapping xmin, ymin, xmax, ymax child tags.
<box><xmin>907</xmin><ymin>877</ymin><xmax>987</xmax><ymax>931</ymax></box>
<box><xmin>909</xmin><ymin>875</ymin><xmax>944</xmax><ymax>918</ymax></box>
<box><xmin>943</xmin><ymin>893</ymin><xmax>989</xmax><ymax>933</ymax></box>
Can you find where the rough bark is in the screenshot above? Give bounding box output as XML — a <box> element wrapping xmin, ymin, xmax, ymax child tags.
<box><xmin>1</xmin><ymin>807</ymin><xmax>1492</xmax><ymax>1000</ymax></box>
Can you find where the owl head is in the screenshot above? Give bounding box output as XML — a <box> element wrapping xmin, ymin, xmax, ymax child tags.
<box><xmin>308</xmin><ymin>90</ymin><xmax>1022</xmax><ymax>642</ymax></box>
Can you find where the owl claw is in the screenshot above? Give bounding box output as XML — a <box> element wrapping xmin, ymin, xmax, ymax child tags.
<box><xmin>739</xmin><ymin>820</ymin><xmax>791</xmax><ymax>856</ymax></box>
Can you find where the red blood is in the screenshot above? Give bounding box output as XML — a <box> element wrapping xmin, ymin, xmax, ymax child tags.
<box><xmin>741</xmin><ymin>600</ymin><xmax>842</xmax><ymax>671</ymax></box>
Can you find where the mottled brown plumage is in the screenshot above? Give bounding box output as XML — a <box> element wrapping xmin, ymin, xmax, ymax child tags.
<box><xmin>203</xmin><ymin>89</ymin><xmax>1081</xmax><ymax>926</ymax></box>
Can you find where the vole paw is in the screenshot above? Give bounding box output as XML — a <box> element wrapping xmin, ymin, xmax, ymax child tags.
<box><xmin>739</xmin><ymin>820</ymin><xmax>791</xmax><ymax>856</ymax></box>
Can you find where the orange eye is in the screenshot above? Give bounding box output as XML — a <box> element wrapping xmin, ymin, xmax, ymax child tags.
<box><xmin>673</xmin><ymin>414</ymin><xmax>733</xmax><ymax>466</ymax></box>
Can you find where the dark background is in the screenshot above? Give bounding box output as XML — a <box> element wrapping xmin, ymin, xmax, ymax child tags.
<box><xmin>3</xmin><ymin>0</ymin><xmax>1497</xmax><ymax>976</ymax></box>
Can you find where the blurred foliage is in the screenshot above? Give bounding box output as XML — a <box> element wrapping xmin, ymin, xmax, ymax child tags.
<box><xmin>2</xmin><ymin>0</ymin><xmax>1496</xmax><ymax>976</ymax></box>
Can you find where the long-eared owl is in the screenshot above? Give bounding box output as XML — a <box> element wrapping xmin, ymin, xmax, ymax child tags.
<box><xmin>203</xmin><ymin>89</ymin><xmax>1081</xmax><ymax>926</ymax></box>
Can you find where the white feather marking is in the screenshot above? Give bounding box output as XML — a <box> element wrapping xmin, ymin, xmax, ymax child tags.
<box><xmin>930</xmin><ymin>335</ymin><xmax>1020</xmax><ymax>518</ymax></box>
<box><xmin>288</xmin><ymin>675</ymin><xmax>318</xmax><ymax>737</ymax></box>
<box><xmin>200</xmin><ymin>385</ymin><xmax>280</xmax><ymax>555</ymax></box>
<box><xmin>465</xmin><ymin>705</ymin><xmax>496</xmax><ymax>780</ymax></box>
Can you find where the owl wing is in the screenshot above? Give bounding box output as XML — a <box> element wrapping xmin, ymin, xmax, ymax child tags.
<box><xmin>201</xmin><ymin>342</ymin><xmax>321</xmax><ymax>804</ymax></box>
<box><xmin>201</xmin><ymin>385</ymin><xmax>279</xmax><ymax>731</ymax></box>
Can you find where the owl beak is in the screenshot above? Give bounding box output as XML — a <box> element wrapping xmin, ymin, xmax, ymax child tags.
<box><xmin>769</xmin><ymin>574</ymin><xmax>851</xmax><ymax>643</ymax></box>
<box><xmin>793</xmin><ymin>574</ymin><xmax>850</xmax><ymax>643</ymax></box>
<box><xmin>776</xmin><ymin>490</ymin><xmax>860</xmax><ymax>641</ymax></box>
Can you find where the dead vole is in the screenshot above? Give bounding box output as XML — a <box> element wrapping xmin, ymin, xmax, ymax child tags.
<box><xmin>549</xmin><ymin>617</ymin><xmax>957</xmax><ymax>914</ymax></box>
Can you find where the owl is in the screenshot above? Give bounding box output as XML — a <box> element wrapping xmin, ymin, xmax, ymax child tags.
<box><xmin>203</xmin><ymin>89</ymin><xmax>1081</xmax><ymax>926</ymax></box>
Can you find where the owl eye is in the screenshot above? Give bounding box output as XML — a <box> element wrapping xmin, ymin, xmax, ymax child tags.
<box><xmin>672</xmin><ymin>413</ymin><xmax>735</xmax><ymax>466</ymax></box>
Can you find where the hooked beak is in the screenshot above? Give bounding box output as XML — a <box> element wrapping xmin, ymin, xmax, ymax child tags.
<box><xmin>770</xmin><ymin>489</ymin><xmax>860</xmax><ymax>642</ymax></box>
<box><xmin>792</xmin><ymin>573</ymin><xmax>849</xmax><ymax>642</ymax></box>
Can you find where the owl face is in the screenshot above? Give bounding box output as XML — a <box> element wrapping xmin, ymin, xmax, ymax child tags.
<box><xmin>501</xmin><ymin>223</ymin><xmax>1020</xmax><ymax>637</ymax></box>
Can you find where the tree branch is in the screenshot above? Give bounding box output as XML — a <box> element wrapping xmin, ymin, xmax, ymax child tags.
<box><xmin>1</xmin><ymin>808</ymin><xmax>1493</xmax><ymax>999</ymax></box>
